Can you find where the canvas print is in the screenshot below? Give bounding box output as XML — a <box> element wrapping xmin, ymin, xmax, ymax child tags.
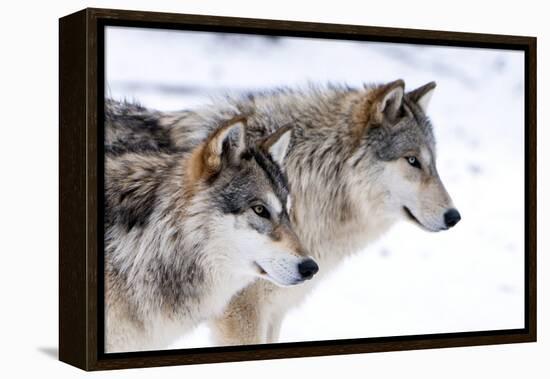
<box><xmin>103</xmin><ymin>26</ymin><xmax>525</xmax><ymax>353</ymax></box>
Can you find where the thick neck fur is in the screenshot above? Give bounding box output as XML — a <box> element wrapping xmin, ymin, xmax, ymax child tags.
<box><xmin>270</xmin><ymin>89</ymin><xmax>395</xmax><ymax>264</ymax></box>
<box><xmin>168</xmin><ymin>86</ymin><xmax>397</xmax><ymax>265</ymax></box>
<box><xmin>105</xmin><ymin>153</ymin><xmax>251</xmax><ymax>342</ymax></box>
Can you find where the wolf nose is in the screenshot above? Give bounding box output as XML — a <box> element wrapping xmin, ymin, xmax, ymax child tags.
<box><xmin>298</xmin><ymin>259</ymin><xmax>319</xmax><ymax>280</ymax></box>
<box><xmin>444</xmin><ymin>209</ymin><xmax>461</xmax><ymax>228</ymax></box>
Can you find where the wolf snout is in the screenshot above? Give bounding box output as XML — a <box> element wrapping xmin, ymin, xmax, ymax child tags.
<box><xmin>298</xmin><ymin>258</ymin><xmax>319</xmax><ymax>280</ymax></box>
<box><xmin>444</xmin><ymin>208</ymin><xmax>461</xmax><ymax>228</ymax></box>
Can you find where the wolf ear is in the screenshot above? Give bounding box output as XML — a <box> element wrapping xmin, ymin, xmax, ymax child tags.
<box><xmin>261</xmin><ymin>125</ymin><xmax>293</xmax><ymax>167</ymax></box>
<box><xmin>407</xmin><ymin>81</ymin><xmax>436</xmax><ymax>113</ymax></box>
<box><xmin>192</xmin><ymin>117</ymin><xmax>246</xmax><ymax>179</ymax></box>
<box><xmin>375</xmin><ymin>79</ymin><xmax>405</xmax><ymax>121</ymax></box>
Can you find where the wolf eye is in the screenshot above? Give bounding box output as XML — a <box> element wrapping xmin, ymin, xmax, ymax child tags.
<box><xmin>252</xmin><ymin>205</ymin><xmax>271</xmax><ymax>219</ymax></box>
<box><xmin>406</xmin><ymin>156</ymin><xmax>421</xmax><ymax>169</ymax></box>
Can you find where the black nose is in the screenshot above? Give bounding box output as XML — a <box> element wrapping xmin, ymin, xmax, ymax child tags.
<box><xmin>444</xmin><ymin>209</ymin><xmax>461</xmax><ymax>228</ymax></box>
<box><xmin>298</xmin><ymin>259</ymin><xmax>319</xmax><ymax>280</ymax></box>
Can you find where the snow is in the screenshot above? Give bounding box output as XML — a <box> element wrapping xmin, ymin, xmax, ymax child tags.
<box><xmin>105</xmin><ymin>26</ymin><xmax>525</xmax><ymax>349</ymax></box>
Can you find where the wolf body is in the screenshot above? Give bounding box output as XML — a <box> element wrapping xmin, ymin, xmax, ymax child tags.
<box><xmin>104</xmin><ymin>109</ymin><xmax>318</xmax><ymax>352</ymax></box>
<box><xmin>105</xmin><ymin>79</ymin><xmax>460</xmax><ymax>346</ymax></box>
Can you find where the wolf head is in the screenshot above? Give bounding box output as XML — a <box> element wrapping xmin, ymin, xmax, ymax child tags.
<box><xmin>188</xmin><ymin>117</ymin><xmax>318</xmax><ymax>286</ymax></box>
<box><xmin>351</xmin><ymin>80</ymin><xmax>461</xmax><ymax>232</ymax></box>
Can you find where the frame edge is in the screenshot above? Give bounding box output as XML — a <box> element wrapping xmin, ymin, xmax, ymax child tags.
<box><xmin>526</xmin><ymin>36</ymin><xmax>537</xmax><ymax>343</ymax></box>
<box><xmin>59</xmin><ymin>8</ymin><xmax>89</xmax><ymax>371</ymax></box>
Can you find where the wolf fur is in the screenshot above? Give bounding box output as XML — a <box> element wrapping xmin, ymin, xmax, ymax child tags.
<box><xmin>105</xmin><ymin>79</ymin><xmax>460</xmax><ymax>346</ymax></box>
<box><xmin>104</xmin><ymin>108</ymin><xmax>318</xmax><ymax>352</ymax></box>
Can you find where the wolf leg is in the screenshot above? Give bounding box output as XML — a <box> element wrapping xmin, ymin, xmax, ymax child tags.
<box><xmin>210</xmin><ymin>282</ymin><xmax>269</xmax><ymax>345</ymax></box>
<box><xmin>211</xmin><ymin>277</ymin><xmax>315</xmax><ymax>345</ymax></box>
<box><xmin>266</xmin><ymin>312</ymin><xmax>284</xmax><ymax>344</ymax></box>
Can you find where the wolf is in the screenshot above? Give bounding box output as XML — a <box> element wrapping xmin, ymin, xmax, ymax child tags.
<box><xmin>106</xmin><ymin>79</ymin><xmax>461</xmax><ymax>346</ymax></box>
<box><xmin>104</xmin><ymin>109</ymin><xmax>319</xmax><ymax>352</ymax></box>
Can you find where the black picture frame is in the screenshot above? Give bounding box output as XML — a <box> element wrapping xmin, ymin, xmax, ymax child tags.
<box><xmin>59</xmin><ymin>7</ymin><xmax>537</xmax><ymax>371</ymax></box>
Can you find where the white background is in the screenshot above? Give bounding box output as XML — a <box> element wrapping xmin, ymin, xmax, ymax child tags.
<box><xmin>105</xmin><ymin>26</ymin><xmax>525</xmax><ymax>348</ymax></box>
<box><xmin>0</xmin><ymin>0</ymin><xmax>547</xmax><ymax>377</ymax></box>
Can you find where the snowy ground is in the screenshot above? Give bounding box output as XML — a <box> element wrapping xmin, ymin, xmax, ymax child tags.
<box><xmin>105</xmin><ymin>26</ymin><xmax>525</xmax><ymax>349</ymax></box>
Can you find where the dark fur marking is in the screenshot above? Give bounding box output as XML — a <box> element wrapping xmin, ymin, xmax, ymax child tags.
<box><xmin>105</xmin><ymin>99</ymin><xmax>183</xmax><ymax>156</ymax></box>
<box><xmin>105</xmin><ymin>155</ymin><xmax>179</xmax><ymax>232</ymax></box>
<box><xmin>247</xmin><ymin>148</ymin><xmax>289</xmax><ymax>201</ymax></box>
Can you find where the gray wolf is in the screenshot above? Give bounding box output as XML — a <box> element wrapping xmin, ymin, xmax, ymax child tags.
<box><xmin>104</xmin><ymin>107</ymin><xmax>319</xmax><ymax>352</ymax></box>
<box><xmin>106</xmin><ymin>79</ymin><xmax>461</xmax><ymax>346</ymax></box>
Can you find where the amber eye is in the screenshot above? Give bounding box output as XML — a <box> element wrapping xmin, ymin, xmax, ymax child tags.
<box><xmin>252</xmin><ymin>205</ymin><xmax>271</xmax><ymax>219</ymax></box>
<box><xmin>406</xmin><ymin>156</ymin><xmax>421</xmax><ymax>169</ymax></box>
